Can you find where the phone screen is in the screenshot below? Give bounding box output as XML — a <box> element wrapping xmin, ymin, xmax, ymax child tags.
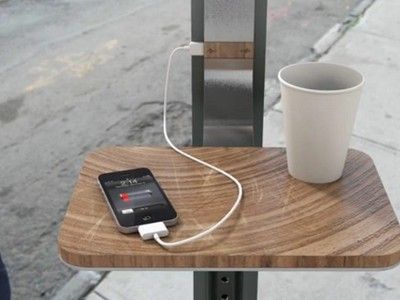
<box><xmin>98</xmin><ymin>168</ymin><xmax>177</xmax><ymax>229</ymax></box>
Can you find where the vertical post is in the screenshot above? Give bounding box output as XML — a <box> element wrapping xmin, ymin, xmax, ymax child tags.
<box><xmin>202</xmin><ymin>0</ymin><xmax>255</xmax><ymax>146</ymax></box>
<box><xmin>191</xmin><ymin>0</ymin><xmax>267</xmax><ymax>299</ymax></box>
<box><xmin>191</xmin><ymin>0</ymin><xmax>204</xmax><ymax>146</ymax></box>
<box><xmin>191</xmin><ymin>0</ymin><xmax>267</xmax><ymax>147</ymax></box>
<box><xmin>253</xmin><ymin>0</ymin><xmax>268</xmax><ymax>146</ymax></box>
<box><xmin>194</xmin><ymin>271</ymin><xmax>258</xmax><ymax>300</ymax></box>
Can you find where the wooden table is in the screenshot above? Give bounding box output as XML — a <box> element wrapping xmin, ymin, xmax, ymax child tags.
<box><xmin>58</xmin><ymin>147</ymin><xmax>400</xmax><ymax>298</ymax></box>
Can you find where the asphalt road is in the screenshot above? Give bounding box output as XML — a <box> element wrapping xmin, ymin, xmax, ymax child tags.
<box><xmin>0</xmin><ymin>0</ymin><xmax>361</xmax><ymax>298</ymax></box>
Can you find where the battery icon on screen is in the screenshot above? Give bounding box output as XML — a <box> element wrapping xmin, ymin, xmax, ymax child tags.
<box><xmin>119</xmin><ymin>189</ymin><xmax>152</xmax><ymax>202</ymax></box>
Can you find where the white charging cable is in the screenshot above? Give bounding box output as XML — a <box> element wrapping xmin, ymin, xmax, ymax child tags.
<box><xmin>139</xmin><ymin>43</ymin><xmax>243</xmax><ymax>249</ymax></box>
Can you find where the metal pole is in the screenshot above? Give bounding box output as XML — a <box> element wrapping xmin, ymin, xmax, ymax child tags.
<box><xmin>191</xmin><ymin>0</ymin><xmax>204</xmax><ymax>146</ymax></box>
<box><xmin>194</xmin><ymin>271</ymin><xmax>258</xmax><ymax>300</ymax></box>
<box><xmin>191</xmin><ymin>0</ymin><xmax>267</xmax><ymax>299</ymax></box>
<box><xmin>192</xmin><ymin>0</ymin><xmax>267</xmax><ymax>147</ymax></box>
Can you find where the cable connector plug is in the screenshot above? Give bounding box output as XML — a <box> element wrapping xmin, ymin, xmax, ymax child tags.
<box><xmin>138</xmin><ymin>222</ymin><xmax>169</xmax><ymax>241</ymax></box>
<box><xmin>189</xmin><ymin>41</ymin><xmax>204</xmax><ymax>56</ymax></box>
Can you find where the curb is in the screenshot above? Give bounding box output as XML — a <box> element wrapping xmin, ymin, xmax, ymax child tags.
<box><xmin>52</xmin><ymin>271</ymin><xmax>106</xmax><ymax>300</ymax></box>
<box><xmin>311</xmin><ymin>0</ymin><xmax>376</xmax><ymax>57</ymax></box>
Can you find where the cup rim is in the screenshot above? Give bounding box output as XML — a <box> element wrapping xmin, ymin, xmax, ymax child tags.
<box><xmin>278</xmin><ymin>62</ymin><xmax>365</xmax><ymax>95</ymax></box>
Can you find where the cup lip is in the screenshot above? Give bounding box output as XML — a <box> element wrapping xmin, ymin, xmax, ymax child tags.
<box><xmin>278</xmin><ymin>62</ymin><xmax>365</xmax><ymax>95</ymax></box>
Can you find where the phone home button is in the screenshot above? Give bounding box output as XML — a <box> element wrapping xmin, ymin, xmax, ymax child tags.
<box><xmin>142</xmin><ymin>215</ymin><xmax>152</xmax><ymax>221</ymax></box>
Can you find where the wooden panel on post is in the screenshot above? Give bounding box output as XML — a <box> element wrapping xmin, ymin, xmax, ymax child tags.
<box><xmin>204</xmin><ymin>42</ymin><xmax>254</xmax><ymax>59</ymax></box>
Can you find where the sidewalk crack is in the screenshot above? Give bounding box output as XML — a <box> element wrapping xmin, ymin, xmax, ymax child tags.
<box><xmin>93</xmin><ymin>291</ymin><xmax>111</xmax><ymax>300</ymax></box>
<box><xmin>352</xmin><ymin>133</ymin><xmax>400</xmax><ymax>152</ymax></box>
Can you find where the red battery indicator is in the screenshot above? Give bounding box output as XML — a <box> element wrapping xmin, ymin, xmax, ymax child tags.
<box><xmin>119</xmin><ymin>193</ymin><xmax>130</xmax><ymax>202</ymax></box>
<box><xmin>119</xmin><ymin>190</ymin><xmax>152</xmax><ymax>202</ymax></box>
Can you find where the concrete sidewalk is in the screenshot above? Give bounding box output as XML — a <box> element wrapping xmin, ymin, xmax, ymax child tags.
<box><xmin>83</xmin><ymin>1</ymin><xmax>400</xmax><ymax>299</ymax></box>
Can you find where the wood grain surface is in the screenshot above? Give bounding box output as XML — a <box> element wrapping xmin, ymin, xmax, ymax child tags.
<box><xmin>58</xmin><ymin>147</ymin><xmax>400</xmax><ymax>269</ymax></box>
<box><xmin>204</xmin><ymin>42</ymin><xmax>254</xmax><ymax>59</ymax></box>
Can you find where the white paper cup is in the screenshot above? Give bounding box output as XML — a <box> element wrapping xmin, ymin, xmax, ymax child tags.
<box><xmin>278</xmin><ymin>62</ymin><xmax>364</xmax><ymax>184</ymax></box>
